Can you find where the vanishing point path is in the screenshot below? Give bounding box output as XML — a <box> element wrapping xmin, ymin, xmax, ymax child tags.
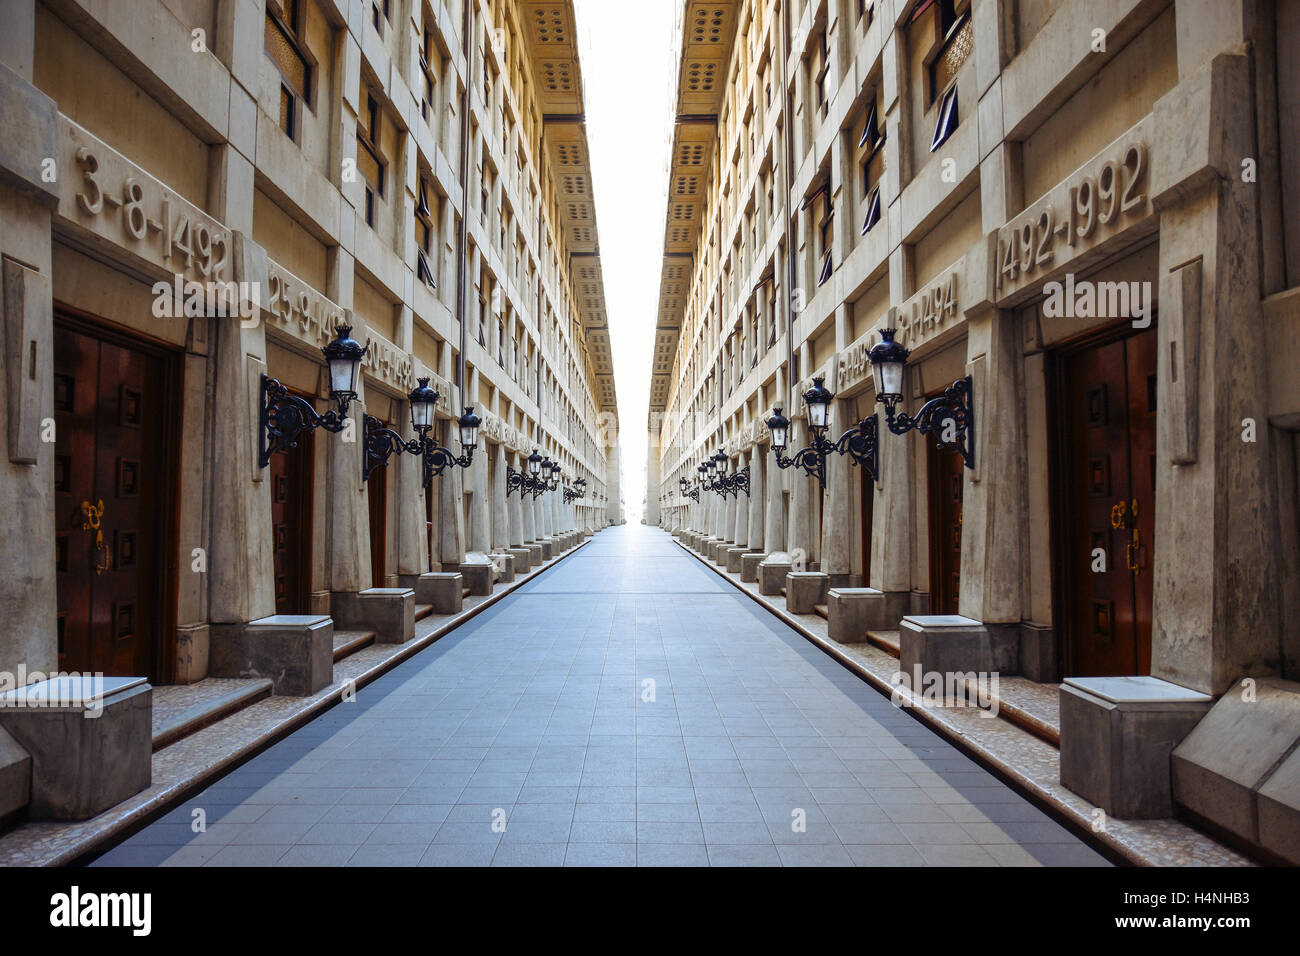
<box><xmin>93</xmin><ymin>525</ymin><xmax>1108</xmax><ymax>867</ymax></box>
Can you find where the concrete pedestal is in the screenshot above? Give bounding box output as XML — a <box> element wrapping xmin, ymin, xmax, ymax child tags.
<box><xmin>210</xmin><ymin>615</ymin><xmax>333</xmax><ymax>696</ymax></box>
<box><xmin>490</xmin><ymin>553</ymin><xmax>516</xmax><ymax>583</ymax></box>
<box><xmin>507</xmin><ymin>547</ymin><xmax>532</xmax><ymax>573</ymax></box>
<box><xmin>1171</xmin><ymin>678</ymin><xmax>1300</xmax><ymax>854</ymax></box>
<box><xmin>786</xmin><ymin>571</ymin><xmax>829</xmax><ymax>614</ymax></box>
<box><xmin>758</xmin><ymin>557</ymin><xmax>792</xmax><ymax>596</ymax></box>
<box><xmin>740</xmin><ymin>552</ymin><xmax>765</xmax><ymax>583</ymax></box>
<box><xmin>526</xmin><ymin>543</ymin><xmax>544</xmax><ymax>567</ymax></box>
<box><xmin>826</xmin><ymin>588</ymin><xmax>908</xmax><ymax>643</ymax></box>
<box><xmin>0</xmin><ymin>677</ymin><xmax>152</xmax><ymax>821</ymax></box>
<box><xmin>713</xmin><ymin>541</ymin><xmax>732</xmax><ymax>565</ymax></box>
<box><xmin>332</xmin><ymin>587</ymin><xmax>415</xmax><ymax>644</ymax></box>
<box><xmin>725</xmin><ymin>546</ymin><xmax>747</xmax><ymax>573</ymax></box>
<box><xmin>460</xmin><ymin>561</ymin><xmax>494</xmax><ymax>596</ymax></box>
<box><xmin>1062</xmin><ymin>676</ymin><xmax>1213</xmax><ymax>819</ymax></box>
<box><xmin>539</xmin><ymin>539</ymin><xmax>554</xmax><ymax>561</ymax></box>
<box><xmin>898</xmin><ymin>615</ymin><xmax>1000</xmax><ymax>678</ymax></box>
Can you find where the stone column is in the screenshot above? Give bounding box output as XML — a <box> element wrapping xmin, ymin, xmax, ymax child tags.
<box><xmin>747</xmin><ymin>448</ymin><xmax>765</xmax><ymax>551</ymax></box>
<box><xmin>763</xmin><ymin>443</ymin><xmax>786</xmax><ymax>554</ymax></box>
<box><xmin>508</xmin><ymin>452</ymin><xmax>525</xmax><ymax>547</ymax></box>
<box><xmin>436</xmin><ymin>419</ymin><xmax>466</xmax><ymax>571</ymax></box>
<box><xmin>722</xmin><ymin>476</ymin><xmax>737</xmax><ymax>543</ymax></box>
<box><xmin>733</xmin><ymin>455</ymin><xmax>749</xmax><ymax>545</ymax></box>
<box><xmin>821</xmin><ymin>396</ymin><xmax>854</xmax><ymax>586</ymax></box>
<box><xmin>491</xmin><ymin>442</ymin><xmax>509</xmax><ymax>552</ymax></box>
<box><xmin>325</xmin><ymin>355</ymin><xmax>371</xmax><ymax>593</ymax></box>
<box><xmin>394</xmin><ymin>432</ymin><xmax>427</xmax><ymax>576</ymax></box>
<box><xmin>521</xmin><ymin>481</ymin><xmax>536</xmax><ymax>543</ymax></box>
<box><xmin>787</xmin><ymin>418</ymin><xmax>813</xmax><ymax>568</ymax></box>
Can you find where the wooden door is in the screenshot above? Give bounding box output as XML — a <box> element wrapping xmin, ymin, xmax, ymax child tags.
<box><xmin>367</xmin><ymin>442</ymin><xmax>388</xmax><ymax>587</ymax></box>
<box><xmin>927</xmin><ymin>431</ymin><xmax>964</xmax><ymax>615</ymax></box>
<box><xmin>53</xmin><ymin>321</ymin><xmax>169</xmax><ymax>678</ymax></box>
<box><xmin>1058</xmin><ymin>327</ymin><xmax>1157</xmax><ymax>676</ymax></box>
<box><xmin>859</xmin><ymin>463</ymin><xmax>874</xmax><ymax>586</ymax></box>
<box><xmin>270</xmin><ymin>400</ymin><xmax>314</xmax><ymax>614</ymax></box>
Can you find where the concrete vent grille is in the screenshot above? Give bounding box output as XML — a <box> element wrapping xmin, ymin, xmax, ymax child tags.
<box><xmin>692</xmin><ymin>8</ymin><xmax>726</xmax><ymax>43</ymax></box>
<box><xmin>532</xmin><ymin>8</ymin><xmax>566</xmax><ymax>44</ymax></box>
<box><xmin>542</xmin><ymin>62</ymin><xmax>573</xmax><ymax>93</ymax></box>
<box><xmin>685</xmin><ymin>60</ymin><xmax>718</xmax><ymax>92</ymax></box>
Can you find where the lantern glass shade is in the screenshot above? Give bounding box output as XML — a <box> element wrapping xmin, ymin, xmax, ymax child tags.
<box><xmin>868</xmin><ymin>328</ymin><xmax>910</xmax><ymax>404</ymax></box>
<box><xmin>408</xmin><ymin>378</ymin><xmax>438</xmax><ymax>432</ymax></box>
<box><xmin>804</xmin><ymin>377</ymin><xmax>833</xmax><ymax>430</ymax></box>
<box><xmin>457</xmin><ymin>406</ymin><xmax>481</xmax><ymax>449</ymax></box>
<box><xmin>714</xmin><ymin>451</ymin><xmax>728</xmax><ymax>475</ymax></box>
<box><xmin>766</xmin><ymin>407</ymin><xmax>790</xmax><ymax>450</ymax></box>
<box><xmin>322</xmin><ymin>325</ymin><xmax>366</xmax><ymax>399</ymax></box>
<box><xmin>529</xmin><ymin>450</ymin><xmax>542</xmax><ymax>475</ymax></box>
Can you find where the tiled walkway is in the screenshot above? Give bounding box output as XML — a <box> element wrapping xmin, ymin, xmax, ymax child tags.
<box><xmin>92</xmin><ymin>525</ymin><xmax>1109</xmax><ymax>867</ymax></box>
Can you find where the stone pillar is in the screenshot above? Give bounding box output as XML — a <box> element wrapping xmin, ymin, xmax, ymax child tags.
<box><xmin>436</xmin><ymin>420</ymin><xmax>466</xmax><ymax>571</ymax></box>
<box><xmin>787</xmin><ymin>418</ymin><xmax>813</xmax><ymax>567</ymax></box>
<box><xmin>325</xmin><ymin>349</ymin><xmax>370</xmax><ymax>593</ymax></box>
<box><xmin>394</xmin><ymin>435</ymin><xmax>427</xmax><ymax>576</ymax></box>
<box><xmin>748</xmin><ymin>447</ymin><xmax>765</xmax><ymax>551</ymax></box>
<box><xmin>507</xmin><ymin>452</ymin><xmax>525</xmax><ymax>546</ymax></box>
<box><xmin>466</xmin><ymin>442</ymin><xmax>490</xmax><ymax>557</ymax></box>
<box><xmin>722</xmin><ymin>479</ymin><xmax>737</xmax><ymax>543</ymax></box>
<box><xmin>821</xmin><ymin>396</ymin><xmax>854</xmax><ymax>586</ymax></box>
<box><xmin>1148</xmin><ymin>51</ymin><xmax>1281</xmax><ymax>694</ymax></box>
<box><xmin>763</xmin><ymin>441</ymin><xmax>786</xmax><ymax>554</ymax></box>
<box><xmin>491</xmin><ymin>442</ymin><xmax>509</xmax><ymax>552</ymax></box>
<box><xmin>733</xmin><ymin>455</ymin><xmax>749</xmax><ymax>545</ymax></box>
<box><xmin>870</xmin><ymin>383</ymin><xmax>913</xmax><ymax>600</ymax></box>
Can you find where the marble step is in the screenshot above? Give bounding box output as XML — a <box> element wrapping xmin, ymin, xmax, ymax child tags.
<box><xmin>813</xmin><ymin>604</ymin><xmax>829</xmax><ymax>619</ymax></box>
<box><xmin>151</xmin><ymin>678</ymin><xmax>273</xmax><ymax>752</ymax></box>
<box><xmin>866</xmin><ymin>629</ymin><xmax>901</xmax><ymax>657</ymax></box>
<box><xmin>414</xmin><ymin>603</ymin><xmax>433</xmax><ymax>622</ymax></box>
<box><xmin>332</xmin><ymin>629</ymin><xmax>376</xmax><ymax>662</ymax></box>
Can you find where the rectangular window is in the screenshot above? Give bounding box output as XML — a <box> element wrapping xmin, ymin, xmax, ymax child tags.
<box><xmin>265</xmin><ymin>2</ymin><xmax>310</xmax><ymax>142</ymax></box>
<box><xmin>356</xmin><ymin>93</ymin><xmax>384</xmax><ymax>227</ymax></box>
<box><xmin>930</xmin><ymin>83</ymin><xmax>958</xmax><ymax>151</ymax></box>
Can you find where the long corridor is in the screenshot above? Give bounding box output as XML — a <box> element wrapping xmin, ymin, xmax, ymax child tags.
<box><xmin>92</xmin><ymin>526</ymin><xmax>1109</xmax><ymax>867</ymax></box>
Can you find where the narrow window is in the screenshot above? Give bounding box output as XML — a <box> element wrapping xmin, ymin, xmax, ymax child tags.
<box><xmin>265</xmin><ymin>0</ymin><xmax>311</xmax><ymax>142</ymax></box>
<box><xmin>930</xmin><ymin>84</ymin><xmax>958</xmax><ymax>151</ymax></box>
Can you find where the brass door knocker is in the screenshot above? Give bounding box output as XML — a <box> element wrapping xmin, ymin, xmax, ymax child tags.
<box><xmin>80</xmin><ymin>498</ymin><xmax>109</xmax><ymax>575</ymax></box>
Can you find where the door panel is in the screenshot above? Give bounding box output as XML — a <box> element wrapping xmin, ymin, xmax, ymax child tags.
<box><xmin>53</xmin><ymin>322</ymin><xmax>165</xmax><ymax>678</ymax></box>
<box><xmin>1061</xmin><ymin>326</ymin><xmax>1157</xmax><ymax>676</ymax></box>
<box><xmin>368</xmin><ymin>435</ymin><xmax>388</xmax><ymax>587</ymax></box>
<box><xmin>269</xmin><ymin>403</ymin><xmax>313</xmax><ymax>615</ymax></box>
<box><xmin>927</xmin><ymin>429</ymin><xmax>964</xmax><ymax>615</ymax></box>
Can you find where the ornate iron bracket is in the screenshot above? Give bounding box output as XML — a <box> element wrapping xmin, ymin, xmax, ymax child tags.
<box><xmin>506</xmin><ymin>465</ymin><xmax>534</xmax><ymax>497</ymax></box>
<box><xmin>260</xmin><ymin>375</ymin><xmax>351</xmax><ymax>470</ymax></box>
<box><xmin>773</xmin><ymin>417</ymin><xmax>879</xmax><ymax>489</ymax></box>
<box><xmin>880</xmin><ymin>376</ymin><xmax>973</xmax><ymax>470</ymax></box>
<box><xmin>424</xmin><ymin>442</ymin><xmax>474</xmax><ymax>486</ymax></box>
<box><xmin>363</xmin><ymin>415</ymin><xmax>425</xmax><ymax>483</ymax></box>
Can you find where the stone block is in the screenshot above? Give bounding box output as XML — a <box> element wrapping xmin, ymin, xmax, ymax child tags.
<box><xmin>460</xmin><ymin>562</ymin><xmax>494</xmax><ymax>596</ymax></box>
<box><xmin>758</xmin><ymin>557</ymin><xmax>792</xmax><ymax>596</ymax></box>
<box><xmin>540</xmin><ymin>539</ymin><xmax>554</xmax><ymax>561</ymax></box>
<box><xmin>490</xmin><ymin>553</ymin><xmax>516</xmax><ymax>583</ymax></box>
<box><xmin>332</xmin><ymin>587</ymin><xmax>415</xmax><ymax>644</ymax></box>
<box><xmin>507</xmin><ymin>547</ymin><xmax>532</xmax><ymax>573</ymax></box>
<box><xmin>899</xmin><ymin>615</ymin><xmax>993</xmax><ymax>678</ymax></box>
<box><xmin>0</xmin><ymin>677</ymin><xmax>151</xmax><ymax>820</ymax></box>
<box><xmin>1062</xmin><ymin>676</ymin><xmax>1213</xmax><ymax>819</ymax></box>
<box><xmin>725</xmin><ymin>546</ymin><xmax>747</xmax><ymax>573</ymax></box>
<box><xmin>0</xmin><ymin>725</ymin><xmax>31</xmax><ymax>822</ymax></box>
<box><xmin>827</xmin><ymin>588</ymin><xmax>907</xmax><ymax>644</ymax></box>
<box><xmin>415</xmin><ymin>572</ymin><xmax>463</xmax><ymax>614</ymax></box>
<box><xmin>740</xmin><ymin>552</ymin><xmax>765</xmax><ymax>582</ymax></box>
<box><xmin>526</xmin><ymin>543</ymin><xmax>543</xmax><ymax>567</ymax></box>
<box><xmin>1259</xmin><ymin>746</ymin><xmax>1300</xmax><ymax>865</ymax></box>
<box><xmin>210</xmin><ymin>615</ymin><xmax>333</xmax><ymax>696</ymax></box>
<box><xmin>786</xmin><ymin>571</ymin><xmax>830</xmax><ymax>614</ymax></box>
<box><xmin>1019</xmin><ymin>623</ymin><xmax>1057</xmax><ymax>683</ymax></box>
<box><xmin>1172</xmin><ymin>678</ymin><xmax>1300</xmax><ymax>844</ymax></box>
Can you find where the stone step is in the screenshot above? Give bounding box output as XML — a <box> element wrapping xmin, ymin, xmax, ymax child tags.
<box><xmin>332</xmin><ymin>629</ymin><xmax>376</xmax><ymax>663</ymax></box>
<box><xmin>461</xmin><ymin>587</ymin><xmax>471</xmax><ymax>599</ymax></box>
<box><xmin>866</xmin><ymin>629</ymin><xmax>901</xmax><ymax>657</ymax></box>
<box><xmin>151</xmin><ymin>678</ymin><xmax>273</xmax><ymax>752</ymax></box>
<box><xmin>813</xmin><ymin>604</ymin><xmax>828</xmax><ymax>619</ymax></box>
<box><xmin>414</xmin><ymin>603</ymin><xmax>433</xmax><ymax>622</ymax></box>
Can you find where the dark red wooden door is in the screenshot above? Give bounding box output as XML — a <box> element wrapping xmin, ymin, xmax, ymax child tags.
<box><xmin>53</xmin><ymin>322</ymin><xmax>164</xmax><ymax>678</ymax></box>
<box><xmin>367</xmin><ymin>431</ymin><xmax>388</xmax><ymax>587</ymax></box>
<box><xmin>270</xmin><ymin>399</ymin><xmax>314</xmax><ymax>615</ymax></box>
<box><xmin>927</xmin><ymin>436</ymin><xmax>964</xmax><ymax>615</ymax></box>
<box><xmin>1062</xmin><ymin>327</ymin><xmax>1157</xmax><ymax>675</ymax></box>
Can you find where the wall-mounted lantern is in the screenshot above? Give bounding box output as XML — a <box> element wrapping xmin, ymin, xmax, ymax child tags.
<box><xmin>868</xmin><ymin>328</ymin><xmax>974</xmax><ymax>469</ymax></box>
<box><xmin>361</xmin><ymin>377</ymin><xmax>478</xmax><ymax>487</ymax></box>
<box><xmin>679</xmin><ymin>474</ymin><xmax>699</xmax><ymax>501</ymax></box>
<box><xmin>765</xmin><ymin>375</ymin><xmax>880</xmax><ymax>487</ymax></box>
<box><xmin>260</xmin><ymin>325</ymin><xmax>367</xmax><ymax>469</ymax></box>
